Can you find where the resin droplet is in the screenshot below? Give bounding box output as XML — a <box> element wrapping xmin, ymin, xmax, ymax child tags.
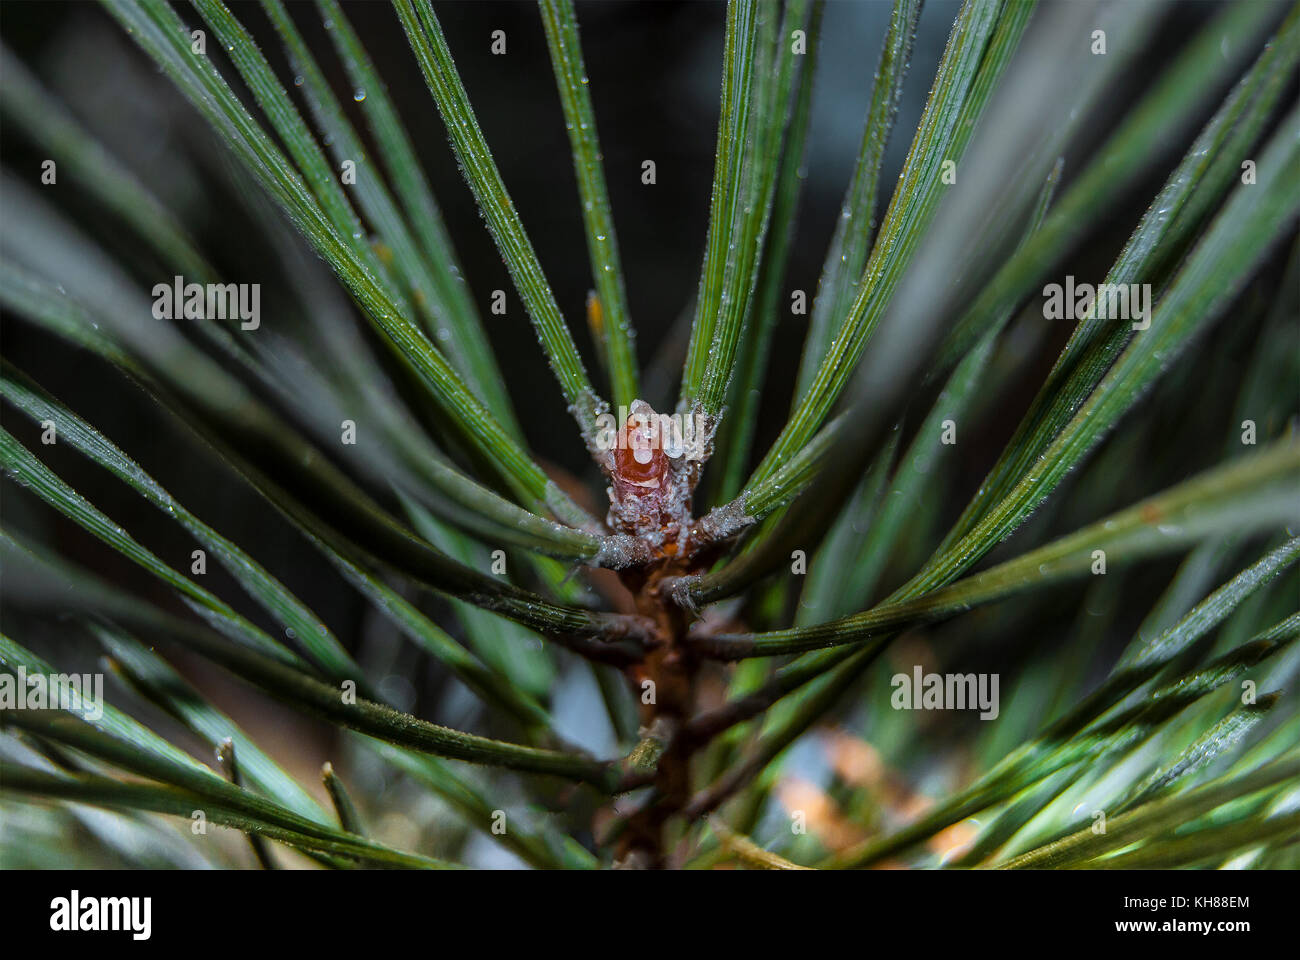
<box><xmin>607</xmin><ymin>399</ymin><xmax>684</xmax><ymax>539</ymax></box>
<box><xmin>614</xmin><ymin>399</ymin><xmax>666</xmax><ymax>494</ymax></box>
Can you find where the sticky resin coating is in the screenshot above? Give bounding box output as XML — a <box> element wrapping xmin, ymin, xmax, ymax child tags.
<box><xmin>607</xmin><ymin>399</ymin><xmax>686</xmax><ymax>539</ymax></box>
<box><xmin>617</xmin><ymin>403</ymin><xmax>666</xmax><ymax>491</ymax></box>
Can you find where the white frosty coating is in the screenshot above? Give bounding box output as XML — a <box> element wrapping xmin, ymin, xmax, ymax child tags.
<box><xmin>692</xmin><ymin>496</ymin><xmax>755</xmax><ymax>542</ymax></box>
<box><xmin>667</xmin><ymin>574</ymin><xmax>702</xmax><ymax>615</ymax></box>
<box><xmin>592</xmin><ymin>533</ymin><xmax>657</xmax><ymax>569</ymax></box>
<box><xmin>606</xmin><ymin>487</ymin><xmax>673</xmax><ymax>539</ymax></box>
